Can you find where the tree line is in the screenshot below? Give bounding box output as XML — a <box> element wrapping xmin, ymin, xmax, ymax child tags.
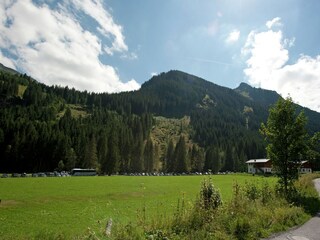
<box><xmin>1</xmin><ymin>70</ymin><xmax>319</xmax><ymax>173</ymax></box>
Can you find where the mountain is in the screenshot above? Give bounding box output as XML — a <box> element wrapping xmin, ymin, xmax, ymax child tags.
<box><xmin>0</xmin><ymin>63</ymin><xmax>19</xmax><ymax>75</ymax></box>
<box><xmin>235</xmin><ymin>82</ymin><xmax>280</xmax><ymax>107</ymax></box>
<box><xmin>0</xmin><ymin>65</ymin><xmax>319</xmax><ymax>173</ymax></box>
<box><xmin>235</xmin><ymin>82</ymin><xmax>320</xmax><ymax>135</ymax></box>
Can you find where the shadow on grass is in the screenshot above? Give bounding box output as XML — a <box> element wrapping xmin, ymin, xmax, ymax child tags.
<box><xmin>294</xmin><ymin>194</ymin><xmax>320</xmax><ymax>216</ymax></box>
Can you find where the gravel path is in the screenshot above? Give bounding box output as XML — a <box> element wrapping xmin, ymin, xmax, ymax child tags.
<box><xmin>265</xmin><ymin>179</ymin><xmax>320</xmax><ymax>240</ymax></box>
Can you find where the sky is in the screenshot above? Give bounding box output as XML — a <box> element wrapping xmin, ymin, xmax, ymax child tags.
<box><xmin>0</xmin><ymin>0</ymin><xmax>320</xmax><ymax>112</ymax></box>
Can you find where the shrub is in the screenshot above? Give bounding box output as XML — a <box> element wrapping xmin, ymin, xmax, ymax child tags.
<box><xmin>244</xmin><ymin>181</ymin><xmax>260</xmax><ymax>201</ymax></box>
<box><xmin>198</xmin><ymin>176</ymin><xmax>222</xmax><ymax>211</ymax></box>
<box><xmin>290</xmin><ymin>173</ymin><xmax>320</xmax><ymax>215</ymax></box>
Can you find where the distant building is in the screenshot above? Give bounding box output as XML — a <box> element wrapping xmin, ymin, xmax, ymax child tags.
<box><xmin>246</xmin><ymin>159</ymin><xmax>272</xmax><ymax>174</ymax></box>
<box><xmin>245</xmin><ymin>159</ymin><xmax>312</xmax><ymax>174</ymax></box>
<box><xmin>299</xmin><ymin>161</ymin><xmax>312</xmax><ymax>173</ymax></box>
<box><xmin>71</xmin><ymin>168</ymin><xmax>96</xmax><ymax>176</ymax></box>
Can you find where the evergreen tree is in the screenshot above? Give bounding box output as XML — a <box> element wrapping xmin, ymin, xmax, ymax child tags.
<box><xmin>190</xmin><ymin>145</ymin><xmax>205</xmax><ymax>172</ymax></box>
<box><xmin>153</xmin><ymin>143</ymin><xmax>160</xmax><ymax>172</ymax></box>
<box><xmin>121</xmin><ymin>129</ymin><xmax>133</xmax><ymax>173</ymax></box>
<box><xmin>106</xmin><ymin>130</ymin><xmax>120</xmax><ymax>175</ymax></box>
<box><xmin>165</xmin><ymin>139</ymin><xmax>175</xmax><ymax>172</ymax></box>
<box><xmin>131</xmin><ymin>121</ymin><xmax>144</xmax><ymax>172</ymax></box>
<box><xmin>223</xmin><ymin>145</ymin><xmax>234</xmax><ymax>172</ymax></box>
<box><xmin>205</xmin><ymin>146</ymin><xmax>221</xmax><ymax>173</ymax></box>
<box><xmin>144</xmin><ymin>137</ymin><xmax>154</xmax><ymax>173</ymax></box>
<box><xmin>83</xmin><ymin>135</ymin><xmax>99</xmax><ymax>171</ymax></box>
<box><xmin>64</xmin><ymin>148</ymin><xmax>77</xmax><ymax>170</ymax></box>
<box><xmin>174</xmin><ymin>135</ymin><xmax>188</xmax><ymax>173</ymax></box>
<box><xmin>57</xmin><ymin>160</ymin><xmax>65</xmax><ymax>171</ymax></box>
<box><xmin>98</xmin><ymin>134</ymin><xmax>108</xmax><ymax>172</ymax></box>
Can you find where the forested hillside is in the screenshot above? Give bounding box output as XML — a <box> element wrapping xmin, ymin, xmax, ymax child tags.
<box><xmin>1</xmin><ymin>67</ymin><xmax>319</xmax><ymax>173</ymax></box>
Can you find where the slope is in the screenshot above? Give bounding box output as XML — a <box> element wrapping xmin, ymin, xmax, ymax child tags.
<box><xmin>1</xmin><ymin>64</ymin><xmax>320</xmax><ymax>173</ymax></box>
<box><xmin>235</xmin><ymin>82</ymin><xmax>320</xmax><ymax>135</ymax></box>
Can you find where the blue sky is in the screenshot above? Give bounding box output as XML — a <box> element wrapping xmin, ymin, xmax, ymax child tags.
<box><xmin>0</xmin><ymin>0</ymin><xmax>320</xmax><ymax>112</ymax></box>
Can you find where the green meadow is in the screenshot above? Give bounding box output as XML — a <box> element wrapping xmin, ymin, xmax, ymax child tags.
<box><xmin>0</xmin><ymin>174</ymin><xmax>275</xmax><ymax>239</ymax></box>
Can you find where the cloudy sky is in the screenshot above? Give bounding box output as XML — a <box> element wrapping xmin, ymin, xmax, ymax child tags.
<box><xmin>0</xmin><ymin>0</ymin><xmax>320</xmax><ymax>112</ymax></box>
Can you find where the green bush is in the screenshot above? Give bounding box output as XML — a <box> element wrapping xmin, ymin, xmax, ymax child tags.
<box><xmin>198</xmin><ymin>176</ymin><xmax>222</xmax><ymax>210</ymax></box>
<box><xmin>291</xmin><ymin>173</ymin><xmax>320</xmax><ymax>215</ymax></box>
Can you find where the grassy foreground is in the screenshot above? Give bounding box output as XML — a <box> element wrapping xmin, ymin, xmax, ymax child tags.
<box><xmin>0</xmin><ymin>174</ymin><xmax>272</xmax><ymax>239</ymax></box>
<box><xmin>111</xmin><ymin>173</ymin><xmax>320</xmax><ymax>240</ymax></box>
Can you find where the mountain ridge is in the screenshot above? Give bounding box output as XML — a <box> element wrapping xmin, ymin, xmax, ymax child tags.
<box><xmin>0</xmin><ymin>63</ymin><xmax>319</xmax><ymax>173</ymax></box>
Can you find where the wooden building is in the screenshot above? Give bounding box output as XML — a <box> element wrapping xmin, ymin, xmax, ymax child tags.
<box><xmin>246</xmin><ymin>159</ymin><xmax>272</xmax><ymax>174</ymax></box>
<box><xmin>246</xmin><ymin>159</ymin><xmax>312</xmax><ymax>174</ymax></box>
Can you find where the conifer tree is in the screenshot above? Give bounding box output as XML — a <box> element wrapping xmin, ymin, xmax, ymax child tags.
<box><xmin>191</xmin><ymin>145</ymin><xmax>205</xmax><ymax>172</ymax></box>
<box><xmin>131</xmin><ymin>121</ymin><xmax>144</xmax><ymax>172</ymax></box>
<box><xmin>65</xmin><ymin>148</ymin><xmax>77</xmax><ymax>170</ymax></box>
<box><xmin>106</xmin><ymin>130</ymin><xmax>120</xmax><ymax>175</ymax></box>
<box><xmin>144</xmin><ymin>137</ymin><xmax>154</xmax><ymax>173</ymax></box>
<box><xmin>174</xmin><ymin>135</ymin><xmax>188</xmax><ymax>173</ymax></box>
<box><xmin>98</xmin><ymin>134</ymin><xmax>108</xmax><ymax>171</ymax></box>
<box><xmin>165</xmin><ymin>139</ymin><xmax>175</xmax><ymax>172</ymax></box>
<box><xmin>205</xmin><ymin>146</ymin><xmax>221</xmax><ymax>173</ymax></box>
<box><xmin>83</xmin><ymin>135</ymin><xmax>99</xmax><ymax>171</ymax></box>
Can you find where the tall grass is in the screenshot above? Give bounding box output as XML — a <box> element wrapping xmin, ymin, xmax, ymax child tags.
<box><xmin>110</xmin><ymin>174</ymin><xmax>320</xmax><ymax>240</ymax></box>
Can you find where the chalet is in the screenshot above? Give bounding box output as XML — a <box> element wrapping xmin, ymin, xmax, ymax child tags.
<box><xmin>246</xmin><ymin>159</ymin><xmax>272</xmax><ymax>174</ymax></box>
<box><xmin>245</xmin><ymin>159</ymin><xmax>312</xmax><ymax>174</ymax></box>
<box><xmin>298</xmin><ymin>161</ymin><xmax>312</xmax><ymax>173</ymax></box>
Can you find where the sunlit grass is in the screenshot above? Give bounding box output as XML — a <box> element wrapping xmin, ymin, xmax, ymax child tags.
<box><xmin>0</xmin><ymin>174</ymin><xmax>275</xmax><ymax>239</ymax></box>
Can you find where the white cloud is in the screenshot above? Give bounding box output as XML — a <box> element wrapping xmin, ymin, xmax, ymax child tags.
<box><xmin>69</xmin><ymin>0</ymin><xmax>128</xmax><ymax>55</ymax></box>
<box><xmin>0</xmin><ymin>0</ymin><xmax>140</xmax><ymax>93</ymax></box>
<box><xmin>242</xmin><ymin>29</ymin><xmax>289</xmax><ymax>89</ymax></box>
<box><xmin>121</xmin><ymin>51</ymin><xmax>138</xmax><ymax>60</ymax></box>
<box><xmin>226</xmin><ymin>29</ymin><xmax>240</xmax><ymax>43</ymax></box>
<box><xmin>0</xmin><ymin>52</ymin><xmax>15</xmax><ymax>69</ymax></box>
<box><xmin>266</xmin><ymin>17</ymin><xmax>282</xmax><ymax>29</ymax></box>
<box><xmin>151</xmin><ymin>72</ymin><xmax>158</xmax><ymax>77</ymax></box>
<box><xmin>242</xmin><ymin>18</ymin><xmax>320</xmax><ymax>112</ymax></box>
<box><xmin>275</xmin><ymin>55</ymin><xmax>320</xmax><ymax>111</ymax></box>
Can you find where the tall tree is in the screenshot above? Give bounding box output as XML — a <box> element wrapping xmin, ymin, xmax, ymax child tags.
<box><xmin>83</xmin><ymin>135</ymin><xmax>99</xmax><ymax>171</ymax></box>
<box><xmin>165</xmin><ymin>139</ymin><xmax>175</xmax><ymax>172</ymax></box>
<box><xmin>144</xmin><ymin>137</ymin><xmax>154</xmax><ymax>173</ymax></box>
<box><xmin>260</xmin><ymin>97</ymin><xmax>309</xmax><ymax>195</ymax></box>
<box><xmin>98</xmin><ymin>133</ymin><xmax>108</xmax><ymax>172</ymax></box>
<box><xmin>130</xmin><ymin>121</ymin><xmax>144</xmax><ymax>172</ymax></box>
<box><xmin>205</xmin><ymin>146</ymin><xmax>221</xmax><ymax>173</ymax></box>
<box><xmin>174</xmin><ymin>135</ymin><xmax>188</xmax><ymax>173</ymax></box>
<box><xmin>223</xmin><ymin>145</ymin><xmax>234</xmax><ymax>172</ymax></box>
<box><xmin>190</xmin><ymin>145</ymin><xmax>204</xmax><ymax>172</ymax></box>
<box><xmin>64</xmin><ymin>147</ymin><xmax>77</xmax><ymax>170</ymax></box>
<box><xmin>106</xmin><ymin>130</ymin><xmax>120</xmax><ymax>175</ymax></box>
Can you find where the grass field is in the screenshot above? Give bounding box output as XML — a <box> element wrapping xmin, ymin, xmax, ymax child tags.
<box><xmin>0</xmin><ymin>174</ymin><xmax>275</xmax><ymax>239</ymax></box>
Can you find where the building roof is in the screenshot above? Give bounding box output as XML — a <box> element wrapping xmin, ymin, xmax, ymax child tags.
<box><xmin>246</xmin><ymin>159</ymin><xmax>270</xmax><ymax>164</ymax></box>
<box><xmin>246</xmin><ymin>159</ymin><xmax>310</xmax><ymax>165</ymax></box>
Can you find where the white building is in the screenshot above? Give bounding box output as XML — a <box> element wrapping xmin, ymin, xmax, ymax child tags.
<box><xmin>245</xmin><ymin>159</ymin><xmax>272</xmax><ymax>174</ymax></box>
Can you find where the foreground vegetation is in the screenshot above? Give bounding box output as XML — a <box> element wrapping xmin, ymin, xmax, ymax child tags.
<box><xmin>110</xmin><ymin>173</ymin><xmax>320</xmax><ymax>240</ymax></box>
